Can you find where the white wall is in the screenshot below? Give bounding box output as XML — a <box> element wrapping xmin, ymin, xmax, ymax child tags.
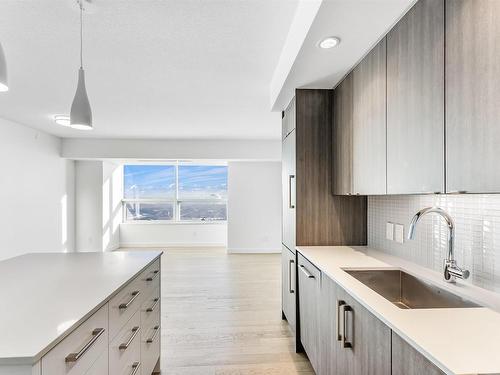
<box><xmin>75</xmin><ymin>161</ymin><xmax>123</xmax><ymax>252</ymax></box>
<box><xmin>0</xmin><ymin>118</ymin><xmax>75</xmax><ymax>261</ymax></box>
<box><xmin>120</xmin><ymin>222</ymin><xmax>227</xmax><ymax>247</ymax></box>
<box><xmin>227</xmin><ymin>161</ymin><xmax>281</xmax><ymax>253</ymax></box>
<box><xmin>61</xmin><ymin>138</ymin><xmax>281</xmax><ymax>161</ymax></box>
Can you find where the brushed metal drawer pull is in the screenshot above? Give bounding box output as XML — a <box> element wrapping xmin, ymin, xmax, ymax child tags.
<box><xmin>119</xmin><ymin>291</ymin><xmax>140</xmax><ymax>309</ymax></box>
<box><xmin>289</xmin><ymin>259</ymin><xmax>295</xmax><ymax>294</ymax></box>
<box><xmin>299</xmin><ymin>265</ymin><xmax>315</xmax><ymax>279</ymax></box>
<box><xmin>65</xmin><ymin>328</ymin><xmax>105</xmax><ymax>362</ymax></box>
<box><xmin>336</xmin><ymin>300</ymin><xmax>346</xmax><ymax>341</ymax></box>
<box><xmin>119</xmin><ymin>326</ymin><xmax>140</xmax><ymax>350</ymax></box>
<box><xmin>146</xmin><ymin>298</ymin><xmax>159</xmax><ymax>312</ymax></box>
<box><xmin>146</xmin><ymin>270</ymin><xmax>159</xmax><ymax>281</ymax></box>
<box><xmin>343</xmin><ymin>305</ymin><xmax>353</xmax><ymax>348</ymax></box>
<box><xmin>129</xmin><ymin>362</ymin><xmax>141</xmax><ymax>375</ymax></box>
<box><xmin>146</xmin><ymin>325</ymin><xmax>160</xmax><ymax>343</ymax></box>
<box><xmin>288</xmin><ymin>175</ymin><xmax>296</xmax><ymax>209</ymax></box>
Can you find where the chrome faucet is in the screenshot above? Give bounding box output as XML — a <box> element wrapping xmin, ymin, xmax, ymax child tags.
<box><xmin>407</xmin><ymin>207</ymin><xmax>470</xmax><ymax>283</ymax></box>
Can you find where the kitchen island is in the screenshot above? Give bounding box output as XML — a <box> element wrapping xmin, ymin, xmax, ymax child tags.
<box><xmin>0</xmin><ymin>251</ymin><xmax>162</xmax><ymax>375</ymax></box>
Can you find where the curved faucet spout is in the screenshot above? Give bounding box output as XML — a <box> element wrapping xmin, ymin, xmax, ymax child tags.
<box><xmin>407</xmin><ymin>207</ymin><xmax>468</xmax><ymax>283</ymax></box>
<box><xmin>408</xmin><ymin>207</ymin><xmax>454</xmax><ymax>261</ymax></box>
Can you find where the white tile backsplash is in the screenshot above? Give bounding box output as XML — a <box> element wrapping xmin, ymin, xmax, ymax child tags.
<box><xmin>368</xmin><ymin>194</ymin><xmax>500</xmax><ymax>293</ymax></box>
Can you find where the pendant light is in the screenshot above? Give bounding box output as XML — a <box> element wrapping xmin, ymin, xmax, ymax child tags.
<box><xmin>70</xmin><ymin>0</ymin><xmax>93</xmax><ymax>130</ymax></box>
<box><xmin>0</xmin><ymin>42</ymin><xmax>8</xmax><ymax>92</ymax></box>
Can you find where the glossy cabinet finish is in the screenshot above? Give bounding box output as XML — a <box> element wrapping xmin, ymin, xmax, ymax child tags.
<box><xmin>332</xmin><ymin>73</ymin><xmax>354</xmax><ymax>196</ymax></box>
<box><xmin>297</xmin><ymin>254</ymin><xmax>321</xmax><ymax>373</ymax></box>
<box><xmin>392</xmin><ymin>332</ymin><xmax>445</xmax><ymax>375</ymax></box>
<box><xmin>446</xmin><ymin>0</ymin><xmax>500</xmax><ymax>193</ymax></box>
<box><xmin>386</xmin><ymin>0</ymin><xmax>445</xmax><ymax>194</ymax></box>
<box><xmin>282</xmin><ymin>128</ymin><xmax>296</xmax><ymax>253</ymax></box>
<box><xmin>352</xmin><ymin>38</ymin><xmax>387</xmax><ymax>195</ymax></box>
<box><xmin>281</xmin><ymin>246</ymin><xmax>296</xmax><ymax>332</ymax></box>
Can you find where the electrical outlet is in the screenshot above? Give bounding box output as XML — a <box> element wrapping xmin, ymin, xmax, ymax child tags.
<box><xmin>386</xmin><ymin>222</ymin><xmax>394</xmax><ymax>241</ymax></box>
<box><xmin>395</xmin><ymin>224</ymin><xmax>405</xmax><ymax>244</ymax></box>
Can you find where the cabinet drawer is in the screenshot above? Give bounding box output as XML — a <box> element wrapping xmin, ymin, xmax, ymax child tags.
<box><xmin>141</xmin><ymin>286</ymin><xmax>160</xmax><ymax>327</ymax></box>
<box><xmin>42</xmin><ymin>304</ymin><xmax>108</xmax><ymax>375</ymax></box>
<box><xmin>85</xmin><ymin>350</ymin><xmax>108</xmax><ymax>375</ymax></box>
<box><xmin>109</xmin><ymin>310</ymin><xmax>141</xmax><ymax>375</ymax></box>
<box><xmin>297</xmin><ymin>253</ymin><xmax>320</xmax><ymax>281</ymax></box>
<box><xmin>141</xmin><ymin>309</ymin><xmax>160</xmax><ymax>375</ymax></box>
<box><xmin>109</xmin><ymin>275</ymin><xmax>143</xmax><ymax>341</ymax></box>
<box><xmin>141</xmin><ymin>259</ymin><xmax>161</xmax><ymax>299</ymax></box>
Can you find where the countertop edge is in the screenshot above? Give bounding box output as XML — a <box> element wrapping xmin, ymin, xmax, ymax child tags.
<box><xmin>0</xmin><ymin>251</ymin><xmax>163</xmax><ymax>366</ymax></box>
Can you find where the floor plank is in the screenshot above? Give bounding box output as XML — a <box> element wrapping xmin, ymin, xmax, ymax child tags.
<box><xmin>120</xmin><ymin>247</ymin><xmax>313</xmax><ymax>375</ymax></box>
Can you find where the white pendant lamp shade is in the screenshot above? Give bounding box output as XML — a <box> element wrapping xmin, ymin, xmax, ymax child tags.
<box><xmin>0</xmin><ymin>42</ymin><xmax>8</xmax><ymax>92</ymax></box>
<box><xmin>70</xmin><ymin>0</ymin><xmax>93</xmax><ymax>130</ymax></box>
<box><xmin>70</xmin><ymin>67</ymin><xmax>92</xmax><ymax>130</ymax></box>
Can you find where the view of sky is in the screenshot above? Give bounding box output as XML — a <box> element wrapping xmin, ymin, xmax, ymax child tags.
<box><xmin>124</xmin><ymin>165</ymin><xmax>228</xmax><ymax>200</ymax></box>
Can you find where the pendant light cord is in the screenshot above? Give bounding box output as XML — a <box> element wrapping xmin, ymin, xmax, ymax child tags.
<box><xmin>79</xmin><ymin>0</ymin><xmax>83</xmax><ymax>68</ymax></box>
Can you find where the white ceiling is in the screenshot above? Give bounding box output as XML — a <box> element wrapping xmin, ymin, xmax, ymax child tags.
<box><xmin>0</xmin><ymin>0</ymin><xmax>298</xmax><ymax>139</ymax></box>
<box><xmin>271</xmin><ymin>0</ymin><xmax>417</xmax><ymax>111</ymax></box>
<box><xmin>0</xmin><ymin>0</ymin><xmax>417</xmax><ymax>141</ymax></box>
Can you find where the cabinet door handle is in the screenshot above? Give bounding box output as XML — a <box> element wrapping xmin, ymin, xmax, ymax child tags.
<box><xmin>65</xmin><ymin>328</ymin><xmax>105</xmax><ymax>362</ymax></box>
<box><xmin>336</xmin><ymin>300</ymin><xmax>346</xmax><ymax>341</ymax></box>
<box><xmin>288</xmin><ymin>175</ymin><xmax>295</xmax><ymax>209</ymax></box>
<box><xmin>119</xmin><ymin>326</ymin><xmax>140</xmax><ymax>350</ymax></box>
<box><xmin>343</xmin><ymin>305</ymin><xmax>353</xmax><ymax>348</ymax></box>
<box><xmin>119</xmin><ymin>291</ymin><xmax>140</xmax><ymax>309</ymax></box>
<box><xmin>289</xmin><ymin>259</ymin><xmax>295</xmax><ymax>294</ymax></box>
<box><xmin>146</xmin><ymin>298</ymin><xmax>160</xmax><ymax>312</ymax></box>
<box><xmin>146</xmin><ymin>325</ymin><xmax>160</xmax><ymax>343</ymax></box>
<box><xmin>129</xmin><ymin>362</ymin><xmax>141</xmax><ymax>375</ymax></box>
<box><xmin>299</xmin><ymin>265</ymin><xmax>315</xmax><ymax>279</ymax></box>
<box><xmin>146</xmin><ymin>270</ymin><xmax>159</xmax><ymax>281</ymax></box>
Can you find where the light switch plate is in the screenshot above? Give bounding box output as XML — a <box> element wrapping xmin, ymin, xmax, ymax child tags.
<box><xmin>386</xmin><ymin>222</ymin><xmax>394</xmax><ymax>241</ymax></box>
<box><xmin>395</xmin><ymin>224</ymin><xmax>404</xmax><ymax>244</ymax></box>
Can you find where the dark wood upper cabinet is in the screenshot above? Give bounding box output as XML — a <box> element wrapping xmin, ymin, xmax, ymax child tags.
<box><xmin>446</xmin><ymin>0</ymin><xmax>500</xmax><ymax>193</ymax></box>
<box><xmin>386</xmin><ymin>0</ymin><xmax>445</xmax><ymax>194</ymax></box>
<box><xmin>352</xmin><ymin>38</ymin><xmax>387</xmax><ymax>195</ymax></box>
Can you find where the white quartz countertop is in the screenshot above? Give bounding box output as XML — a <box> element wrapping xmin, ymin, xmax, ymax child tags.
<box><xmin>0</xmin><ymin>251</ymin><xmax>162</xmax><ymax>365</ymax></box>
<box><xmin>297</xmin><ymin>246</ymin><xmax>500</xmax><ymax>375</ymax></box>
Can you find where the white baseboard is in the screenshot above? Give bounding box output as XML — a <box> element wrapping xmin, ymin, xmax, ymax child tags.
<box><xmin>119</xmin><ymin>242</ymin><xmax>226</xmax><ymax>248</ymax></box>
<box><xmin>226</xmin><ymin>248</ymin><xmax>281</xmax><ymax>254</ymax></box>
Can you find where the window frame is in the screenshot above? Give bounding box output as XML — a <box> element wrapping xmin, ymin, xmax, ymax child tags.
<box><xmin>122</xmin><ymin>162</ymin><xmax>228</xmax><ymax>224</ymax></box>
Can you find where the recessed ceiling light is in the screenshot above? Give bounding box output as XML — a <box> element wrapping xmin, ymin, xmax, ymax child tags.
<box><xmin>54</xmin><ymin>115</ymin><xmax>71</xmax><ymax>127</ymax></box>
<box><xmin>318</xmin><ymin>36</ymin><xmax>341</xmax><ymax>49</ymax></box>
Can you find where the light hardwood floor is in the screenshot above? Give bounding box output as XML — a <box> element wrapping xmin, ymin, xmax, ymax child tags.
<box><xmin>120</xmin><ymin>247</ymin><xmax>313</xmax><ymax>375</ymax></box>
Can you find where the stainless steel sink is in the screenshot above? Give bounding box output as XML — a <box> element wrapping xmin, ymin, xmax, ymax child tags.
<box><xmin>344</xmin><ymin>269</ymin><xmax>481</xmax><ymax>309</ymax></box>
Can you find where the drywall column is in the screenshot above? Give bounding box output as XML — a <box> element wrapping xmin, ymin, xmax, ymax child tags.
<box><xmin>75</xmin><ymin>161</ymin><xmax>103</xmax><ymax>252</ymax></box>
<box><xmin>75</xmin><ymin>161</ymin><xmax>123</xmax><ymax>252</ymax></box>
<box><xmin>227</xmin><ymin>161</ymin><xmax>281</xmax><ymax>253</ymax></box>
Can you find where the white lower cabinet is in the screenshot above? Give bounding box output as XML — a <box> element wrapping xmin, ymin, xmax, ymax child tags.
<box><xmin>109</xmin><ymin>311</ymin><xmax>141</xmax><ymax>375</ymax></box>
<box><xmin>41</xmin><ymin>304</ymin><xmax>109</xmax><ymax>375</ymax></box>
<box><xmin>85</xmin><ymin>350</ymin><xmax>108</xmax><ymax>375</ymax></box>
<box><xmin>140</xmin><ymin>287</ymin><xmax>161</xmax><ymax>375</ymax></box>
<box><xmin>38</xmin><ymin>258</ymin><xmax>161</xmax><ymax>375</ymax></box>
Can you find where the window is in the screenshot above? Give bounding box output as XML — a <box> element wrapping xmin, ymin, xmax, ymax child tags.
<box><xmin>123</xmin><ymin>163</ymin><xmax>227</xmax><ymax>222</ymax></box>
